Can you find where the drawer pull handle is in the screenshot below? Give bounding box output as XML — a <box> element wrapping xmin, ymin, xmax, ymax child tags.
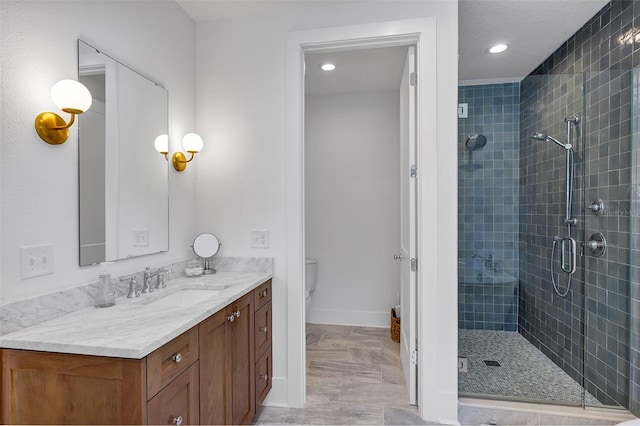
<box><xmin>260</xmin><ymin>290</ymin><xmax>268</xmax><ymax>298</ymax></box>
<box><xmin>259</xmin><ymin>326</ymin><xmax>268</xmax><ymax>333</ymax></box>
<box><xmin>172</xmin><ymin>415</ymin><xmax>183</xmax><ymax>426</ymax></box>
<box><xmin>260</xmin><ymin>374</ymin><xmax>268</xmax><ymax>381</ymax></box>
<box><xmin>172</xmin><ymin>353</ymin><xmax>182</xmax><ymax>363</ymax></box>
<box><xmin>226</xmin><ymin>314</ymin><xmax>235</xmax><ymax>322</ymax></box>
<box><xmin>234</xmin><ymin>310</ymin><xmax>241</xmax><ymax>318</ymax></box>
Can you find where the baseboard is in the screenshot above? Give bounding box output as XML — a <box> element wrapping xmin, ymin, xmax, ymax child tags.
<box><xmin>262</xmin><ymin>376</ymin><xmax>290</xmax><ymax>407</ymax></box>
<box><xmin>306</xmin><ymin>307</ymin><xmax>390</xmax><ymax>328</ymax></box>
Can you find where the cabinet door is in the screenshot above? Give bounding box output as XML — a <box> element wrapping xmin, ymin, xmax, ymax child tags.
<box><xmin>147</xmin><ymin>362</ymin><xmax>199</xmax><ymax>426</ymax></box>
<box><xmin>254</xmin><ymin>300</ymin><xmax>272</xmax><ymax>359</ymax></box>
<box><xmin>255</xmin><ymin>348</ymin><xmax>272</xmax><ymax>412</ymax></box>
<box><xmin>198</xmin><ymin>309</ymin><xmax>231</xmax><ymax>425</ymax></box>
<box><xmin>1</xmin><ymin>349</ymin><xmax>146</xmax><ymax>425</ymax></box>
<box><xmin>230</xmin><ymin>292</ymin><xmax>255</xmax><ymax>425</ymax></box>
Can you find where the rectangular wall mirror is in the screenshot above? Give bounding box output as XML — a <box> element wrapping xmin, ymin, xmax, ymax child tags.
<box><xmin>78</xmin><ymin>39</ymin><xmax>169</xmax><ymax>266</ymax></box>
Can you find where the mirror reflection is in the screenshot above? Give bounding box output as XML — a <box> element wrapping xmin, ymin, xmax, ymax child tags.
<box><xmin>78</xmin><ymin>40</ymin><xmax>169</xmax><ymax>266</ymax></box>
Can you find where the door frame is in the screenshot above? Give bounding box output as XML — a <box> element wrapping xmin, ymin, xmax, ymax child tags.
<box><xmin>285</xmin><ymin>17</ymin><xmax>458</xmax><ymax>423</ymax></box>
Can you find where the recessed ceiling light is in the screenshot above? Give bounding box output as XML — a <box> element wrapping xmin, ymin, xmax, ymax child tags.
<box><xmin>319</xmin><ymin>63</ymin><xmax>336</xmax><ymax>71</ymax></box>
<box><xmin>488</xmin><ymin>43</ymin><xmax>509</xmax><ymax>54</ymax></box>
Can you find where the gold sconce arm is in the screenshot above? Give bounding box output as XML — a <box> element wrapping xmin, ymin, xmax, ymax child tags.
<box><xmin>35</xmin><ymin>111</ymin><xmax>78</xmax><ymax>145</ymax></box>
<box><xmin>172</xmin><ymin>151</ymin><xmax>197</xmax><ymax>172</ymax></box>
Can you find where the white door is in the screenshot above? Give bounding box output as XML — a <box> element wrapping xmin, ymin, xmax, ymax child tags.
<box><xmin>398</xmin><ymin>46</ymin><xmax>417</xmax><ymax>405</ymax></box>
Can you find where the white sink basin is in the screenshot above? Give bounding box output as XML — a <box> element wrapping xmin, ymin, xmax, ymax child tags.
<box><xmin>146</xmin><ymin>289</ymin><xmax>224</xmax><ymax>308</ymax></box>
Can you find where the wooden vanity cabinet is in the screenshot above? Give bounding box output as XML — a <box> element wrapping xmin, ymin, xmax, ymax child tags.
<box><xmin>0</xmin><ymin>349</ymin><xmax>147</xmax><ymax>425</ymax></box>
<box><xmin>0</xmin><ymin>280</ymin><xmax>272</xmax><ymax>425</ymax></box>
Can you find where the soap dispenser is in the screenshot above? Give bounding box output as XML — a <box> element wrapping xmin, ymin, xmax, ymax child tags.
<box><xmin>94</xmin><ymin>274</ymin><xmax>116</xmax><ymax>308</ymax></box>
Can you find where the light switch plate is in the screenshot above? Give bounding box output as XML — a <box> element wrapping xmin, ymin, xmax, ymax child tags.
<box><xmin>21</xmin><ymin>244</ymin><xmax>54</xmax><ymax>279</ymax></box>
<box><xmin>133</xmin><ymin>229</ymin><xmax>149</xmax><ymax>247</ymax></box>
<box><xmin>458</xmin><ymin>103</ymin><xmax>469</xmax><ymax>118</ymax></box>
<box><xmin>251</xmin><ymin>229</ymin><xmax>269</xmax><ymax>248</ymax></box>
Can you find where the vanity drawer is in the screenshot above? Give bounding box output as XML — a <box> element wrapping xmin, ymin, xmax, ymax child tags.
<box><xmin>254</xmin><ymin>301</ymin><xmax>272</xmax><ymax>359</ymax></box>
<box><xmin>147</xmin><ymin>361</ymin><xmax>200</xmax><ymax>425</ymax></box>
<box><xmin>255</xmin><ymin>348</ymin><xmax>272</xmax><ymax>412</ymax></box>
<box><xmin>254</xmin><ymin>280</ymin><xmax>272</xmax><ymax>310</ymax></box>
<box><xmin>147</xmin><ymin>327</ymin><xmax>199</xmax><ymax>398</ymax></box>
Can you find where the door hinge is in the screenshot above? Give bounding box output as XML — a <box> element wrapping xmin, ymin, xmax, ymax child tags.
<box><xmin>410</xmin><ymin>72</ymin><xmax>417</xmax><ymax>86</ymax></box>
<box><xmin>410</xmin><ymin>258</ymin><xmax>417</xmax><ymax>272</ymax></box>
<box><xmin>410</xmin><ymin>164</ymin><xmax>417</xmax><ymax>178</ymax></box>
<box><xmin>411</xmin><ymin>350</ymin><xmax>418</xmax><ymax>365</ymax></box>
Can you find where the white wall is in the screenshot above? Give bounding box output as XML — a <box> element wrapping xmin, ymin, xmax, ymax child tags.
<box><xmin>0</xmin><ymin>0</ymin><xmax>197</xmax><ymax>303</ymax></box>
<box><xmin>195</xmin><ymin>1</ymin><xmax>458</xmax><ymax>421</ymax></box>
<box><xmin>305</xmin><ymin>91</ymin><xmax>400</xmax><ymax>327</ymax></box>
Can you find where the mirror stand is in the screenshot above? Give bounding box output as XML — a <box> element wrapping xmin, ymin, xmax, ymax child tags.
<box><xmin>192</xmin><ymin>233</ymin><xmax>221</xmax><ymax>275</ymax></box>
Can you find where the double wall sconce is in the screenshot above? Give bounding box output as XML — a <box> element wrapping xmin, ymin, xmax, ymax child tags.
<box><xmin>154</xmin><ymin>133</ymin><xmax>204</xmax><ymax>172</ymax></box>
<box><xmin>35</xmin><ymin>80</ymin><xmax>92</xmax><ymax>145</ymax></box>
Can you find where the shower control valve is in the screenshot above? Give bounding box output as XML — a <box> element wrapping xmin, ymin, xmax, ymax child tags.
<box><xmin>586</xmin><ymin>199</ymin><xmax>605</xmax><ymax>215</ymax></box>
<box><xmin>587</xmin><ymin>232</ymin><xmax>607</xmax><ymax>257</ymax></box>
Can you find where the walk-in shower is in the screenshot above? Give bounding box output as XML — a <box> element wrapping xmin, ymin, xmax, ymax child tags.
<box><xmin>457</xmin><ymin>68</ymin><xmax>636</xmax><ymax>412</ymax></box>
<box><xmin>531</xmin><ymin>114</ymin><xmax>579</xmax><ymax>297</ymax></box>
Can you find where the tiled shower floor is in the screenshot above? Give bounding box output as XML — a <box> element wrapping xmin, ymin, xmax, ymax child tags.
<box><xmin>458</xmin><ymin>329</ymin><xmax>602</xmax><ymax>406</ymax></box>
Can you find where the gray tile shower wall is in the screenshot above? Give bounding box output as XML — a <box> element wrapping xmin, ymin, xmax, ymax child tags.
<box><xmin>458</xmin><ymin>84</ymin><xmax>520</xmax><ymax>331</ymax></box>
<box><xmin>518</xmin><ymin>0</ymin><xmax>639</xmax><ymax>414</ymax></box>
<box><xmin>519</xmin><ymin>72</ymin><xmax>588</xmax><ymax>400</ymax></box>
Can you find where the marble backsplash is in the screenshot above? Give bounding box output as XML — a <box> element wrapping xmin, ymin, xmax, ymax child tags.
<box><xmin>0</xmin><ymin>257</ymin><xmax>273</xmax><ymax>335</ymax></box>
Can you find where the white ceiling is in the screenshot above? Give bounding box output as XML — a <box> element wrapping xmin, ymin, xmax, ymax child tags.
<box><xmin>458</xmin><ymin>0</ymin><xmax>609</xmax><ymax>84</ymax></box>
<box><xmin>176</xmin><ymin>0</ymin><xmax>611</xmax><ymax>88</ymax></box>
<box><xmin>305</xmin><ymin>47</ymin><xmax>408</xmax><ymax>96</ymax></box>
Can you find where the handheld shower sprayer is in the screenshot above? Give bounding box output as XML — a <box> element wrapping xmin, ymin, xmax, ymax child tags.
<box><xmin>531</xmin><ymin>132</ymin><xmax>572</xmax><ymax>150</ymax></box>
<box><xmin>533</xmin><ymin>114</ymin><xmax>580</xmax><ymax>297</ymax></box>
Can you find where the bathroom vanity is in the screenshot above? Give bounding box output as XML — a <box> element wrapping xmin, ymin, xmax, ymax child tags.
<box><xmin>0</xmin><ymin>273</ymin><xmax>272</xmax><ymax>425</ymax></box>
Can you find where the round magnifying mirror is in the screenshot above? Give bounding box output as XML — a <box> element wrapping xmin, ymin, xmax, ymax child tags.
<box><xmin>192</xmin><ymin>233</ymin><xmax>220</xmax><ymax>274</ymax></box>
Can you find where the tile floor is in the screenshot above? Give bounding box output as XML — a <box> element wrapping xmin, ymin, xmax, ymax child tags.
<box><xmin>252</xmin><ymin>324</ymin><xmax>632</xmax><ymax>425</ymax></box>
<box><xmin>254</xmin><ymin>323</ymin><xmax>425</xmax><ymax>425</ymax></box>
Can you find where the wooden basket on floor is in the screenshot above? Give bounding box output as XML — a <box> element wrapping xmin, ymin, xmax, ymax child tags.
<box><xmin>390</xmin><ymin>308</ymin><xmax>400</xmax><ymax>343</ymax></box>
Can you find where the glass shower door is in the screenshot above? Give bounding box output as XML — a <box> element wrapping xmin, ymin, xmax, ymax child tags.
<box><xmin>582</xmin><ymin>69</ymin><xmax>633</xmax><ymax>410</ymax></box>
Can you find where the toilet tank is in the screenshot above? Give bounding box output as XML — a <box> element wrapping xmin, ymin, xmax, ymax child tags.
<box><xmin>305</xmin><ymin>258</ymin><xmax>318</xmax><ymax>292</ymax></box>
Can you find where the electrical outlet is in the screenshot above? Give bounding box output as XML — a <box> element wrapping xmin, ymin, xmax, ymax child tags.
<box><xmin>251</xmin><ymin>229</ymin><xmax>270</xmax><ymax>248</ymax></box>
<box><xmin>21</xmin><ymin>244</ymin><xmax>54</xmax><ymax>279</ymax></box>
<box><xmin>133</xmin><ymin>229</ymin><xmax>149</xmax><ymax>247</ymax></box>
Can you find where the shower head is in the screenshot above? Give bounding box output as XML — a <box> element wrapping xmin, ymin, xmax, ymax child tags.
<box><xmin>531</xmin><ymin>132</ymin><xmax>571</xmax><ymax>150</ymax></box>
<box><xmin>465</xmin><ymin>134</ymin><xmax>487</xmax><ymax>151</ymax></box>
<box><xmin>532</xmin><ymin>132</ymin><xmax>548</xmax><ymax>141</ymax></box>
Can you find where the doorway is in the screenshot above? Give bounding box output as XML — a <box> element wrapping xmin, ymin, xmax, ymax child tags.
<box><xmin>285</xmin><ymin>17</ymin><xmax>457</xmax><ymax>423</ymax></box>
<box><xmin>303</xmin><ymin>44</ymin><xmax>417</xmax><ymax>406</ymax></box>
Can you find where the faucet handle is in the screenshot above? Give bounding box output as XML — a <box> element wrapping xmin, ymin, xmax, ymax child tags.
<box><xmin>121</xmin><ymin>276</ymin><xmax>140</xmax><ymax>298</ymax></box>
<box><xmin>155</xmin><ymin>267</ymin><xmax>172</xmax><ymax>289</ymax></box>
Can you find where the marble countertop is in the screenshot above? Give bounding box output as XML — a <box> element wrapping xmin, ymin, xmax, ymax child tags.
<box><xmin>0</xmin><ymin>272</ymin><xmax>271</xmax><ymax>359</ymax></box>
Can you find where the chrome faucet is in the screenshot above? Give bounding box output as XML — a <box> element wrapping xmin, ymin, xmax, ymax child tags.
<box><xmin>143</xmin><ymin>267</ymin><xmax>171</xmax><ymax>293</ymax></box>
<box><xmin>121</xmin><ymin>275</ymin><xmax>139</xmax><ymax>298</ymax></box>
<box><xmin>154</xmin><ymin>267</ymin><xmax>172</xmax><ymax>290</ymax></box>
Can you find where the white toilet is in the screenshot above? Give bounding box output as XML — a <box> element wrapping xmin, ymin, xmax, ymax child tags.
<box><xmin>305</xmin><ymin>258</ymin><xmax>318</xmax><ymax>310</ymax></box>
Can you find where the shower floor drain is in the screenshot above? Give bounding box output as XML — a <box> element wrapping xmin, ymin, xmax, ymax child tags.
<box><xmin>483</xmin><ymin>360</ymin><xmax>501</xmax><ymax>367</ymax></box>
